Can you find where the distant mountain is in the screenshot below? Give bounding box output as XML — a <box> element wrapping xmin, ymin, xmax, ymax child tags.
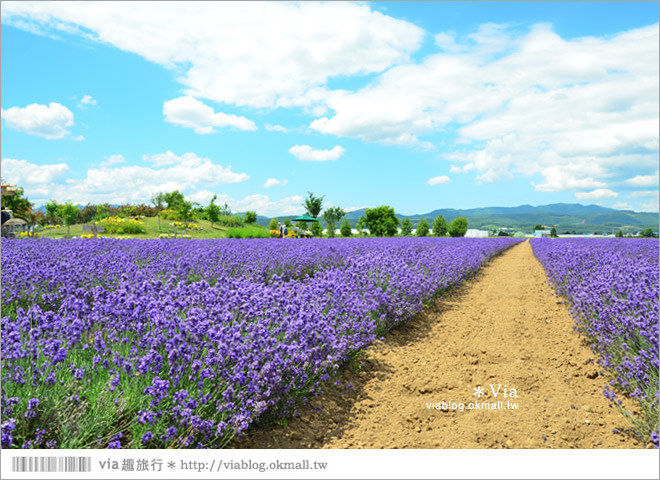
<box><xmin>271</xmin><ymin>203</ymin><xmax>658</xmax><ymax>233</ymax></box>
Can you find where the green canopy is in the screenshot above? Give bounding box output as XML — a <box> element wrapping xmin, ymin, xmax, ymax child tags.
<box><xmin>292</xmin><ymin>214</ymin><xmax>319</xmax><ymax>222</ymax></box>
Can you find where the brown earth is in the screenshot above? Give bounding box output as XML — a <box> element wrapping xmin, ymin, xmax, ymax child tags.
<box><xmin>236</xmin><ymin>240</ymin><xmax>646</xmax><ymax>449</ymax></box>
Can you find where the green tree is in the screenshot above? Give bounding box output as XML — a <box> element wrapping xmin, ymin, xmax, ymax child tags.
<box><xmin>59</xmin><ymin>202</ymin><xmax>79</xmax><ymax>236</ymax></box>
<box><xmin>244</xmin><ymin>211</ymin><xmax>257</xmax><ymax>224</ymax></box>
<box><xmin>151</xmin><ymin>192</ymin><xmax>166</xmax><ymax>231</ymax></box>
<box><xmin>416</xmin><ymin>218</ymin><xmax>429</xmax><ymax>237</ymax></box>
<box><xmin>303</xmin><ymin>192</ymin><xmax>324</xmax><ymax>218</ymax></box>
<box><xmin>177</xmin><ymin>199</ymin><xmax>194</xmax><ymax>223</ymax></box>
<box><xmin>310</xmin><ymin>221</ymin><xmax>323</xmax><ymax>237</ymax></box>
<box><xmin>534</xmin><ymin>224</ymin><xmax>545</xmax><ymax>231</ymax></box>
<box><xmin>448</xmin><ymin>216</ymin><xmax>469</xmax><ymax>237</ymax></box>
<box><xmin>1</xmin><ymin>186</ymin><xmax>33</xmax><ymax>220</ymax></box>
<box><xmin>322</xmin><ymin>206</ymin><xmax>345</xmax><ymax>238</ymax></box>
<box><xmin>268</xmin><ymin>218</ymin><xmax>278</xmax><ymax>230</ymax></box>
<box><xmin>550</xmin><ymin>227</ymin><xmax>558</xmax><ymax>238</ymax></box>
<box><xmin>400</xmin><ymin>218</ymin><xmax>413</xmax><ymax>236</ymax></box>
<box><xmin>284</xmin><ymin>218</ymin><xmax>292</xmax><ymax>229</ymax></box>
<box><xmin>206</xmin><ymin>195</ymin><xmax>221</xmax><ymax>228</ymax></box>
<box><xmin>432</xmin><ymin>214</ymin><xmax>448</xmax><ymax>236</ymax></box>
<box><xmin>363</xmin><ymin>206</ymin><xmax>398</xmax><ymax>237</ymax></box>
<box><xmin>615</xmin><ymin>230</ymin><xmax>624</xmax><ymax>238</ymax></box>
<box><xmin>164</xmin><ymin>190</ymin><xmax>185</xmax><ymax>210</ymax></box>
<box><xmin>642</xmin><ymin>228</ymin><xmax>654</xmax><ymax>238</ymax></box>
<box><xmin>356</xmin><ymin>216</ymin><xmax>367</xmax><ymax>235</ymax></box>
<box><xmin>45</xmin><ymin>200</ymin><xmax>60</xmax><ymax>224</ymax></box>
<box><xmin>340</xmin><ymin>219</ymin><xmax>352</xmax><ymax>237</ymax></box>
<box><xmin>94</xmin><ymin>204</ymin><xmax>110</xmax><ymax>222</ymax></box>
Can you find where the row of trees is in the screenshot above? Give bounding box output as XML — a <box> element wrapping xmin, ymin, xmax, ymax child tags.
<box><xmin>291</xmin><ymin>192</ymin><xmax>469</xmax><ymax>238</ymax></box>
<box><xmin>3</xmin><ymin>184</ymin><xmax>468</xmax><ymax>237</ymax></box>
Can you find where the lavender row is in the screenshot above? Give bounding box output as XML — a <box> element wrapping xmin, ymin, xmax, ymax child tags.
<box><xmin>531</xmin><ymin>238</ymin><xmax>659</xmax><ymax>444</ymax></box>
<box><xmin>1</xmin><ymin>237</ymin><xmax>521</xmax><ymax>449</ymax></box>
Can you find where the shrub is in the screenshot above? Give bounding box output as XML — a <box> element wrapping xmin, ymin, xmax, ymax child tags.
<box><xmin>160</xmin><ymin>209</ymin><xmax>180</xmax><ymax>220</ymax></box>
<box><xmin>226</xmin><ymin>226</ymin><xmax>270</xmax><ymax>239</ymax></box>
<box><xmin>99</xmin><ymin>216</ymin><xmax>146</xmax><ymax>234</ymax></box>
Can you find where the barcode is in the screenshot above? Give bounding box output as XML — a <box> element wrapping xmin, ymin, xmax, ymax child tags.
<box><xmin>11</xmin><ymin>456</ymin><xmax>92</xmax><ymax>473</ymax></box>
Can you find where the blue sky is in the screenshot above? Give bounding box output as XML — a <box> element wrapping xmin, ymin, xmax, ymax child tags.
<box><xmin>1</xmin><ymin>1</ymin><xmax>658</xmax><ymax>216</ymax></box>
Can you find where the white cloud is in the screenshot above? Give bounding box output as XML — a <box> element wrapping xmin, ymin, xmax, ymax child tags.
<box><xmin>626</xmin><ymin>173</ymin><xmax>659</xmax><ymax>186</ymax></box>
<box><xmin>141</xmin><ymin>151</ymin><xmax>250</xmax><ymax>183</ymax></box>
<box><xmin>2</xmin><ymin>2</ymin><xmax>424</xmax><ymax>109</ymax></box>
<box><xmin>612</xmin><ymin>202</ymin><xmax>635</xmax><ymax>211</ymax></box>
<box><xmin>70</xmin><ymin>135</ymin><xmax>84</xmax><ymax>141</ymax></box>
<box><xmin>532</xmin><ymin>162</ymin><xmax>608</xmax><ymax>192</ymax></box>
<box><xmin>289</xmin><ymin>145</ymin><xmax>345</xmax><ymax>162</ymax></box>
<box><xmin>101</xmin><ymin>154</ymin><xmax>125</xmax><ymax>167</ymax></box>
<box><xmin>1</xmin><ymin>102</ymin><xmax>74</xmax><ymax>139</ymax></box>
<box><xmin>310</xmin><ymin>23</ymin><xmax>658</xmax><ymax>189</ymax></box>
<box><xmin>12</xmin><ymin>151</ymin><xmax>249</xmax><ymax>207</ymax></box>
<box><xmin>77</xmin><ymin>94</ymin><xmax>97</xmax><ymax>108</ymax></box>
<box><xmin>449</xmin><ymin>165</ymin><xmax>462</xmax><ymax>173</ymax></box>
<box><xmin>163</xmin><ymin>96</ymin><xmax>257</xmax><ymax>133</ymax></box>
<box><xmin>264</xmin><ymin>178</ymin><xmax>288</xmax><ymax>188</ymax></box>
<box><xmin>1</xmin><ymin>158</ymin><xmax>71</xmax><ymax>185</ymax></box>
<box><xmin>575</xmin><ymin>188</ymin><xmax>619</xmax><ymax>200</ymax></box>
<box><xmin>426</xmin><ymin>175</ymin><xmax>451</xmax><ymax>186</ymax></box>
<box><xmin>265</xmin><ymin>124</ymin><xmax>287</xmax><ymax>133</ymax></box>
<box><xmin>629</xmin><ymin>190</ymin><xmax>658</xmax><ymax>198</ymax></box>
<box><xmin>639</xmin><ymin>198</ymin><xmax>659</xmax><ymax>212</ymax></box>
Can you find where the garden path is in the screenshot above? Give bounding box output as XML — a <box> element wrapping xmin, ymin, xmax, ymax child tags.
<box><xmin>237</xmin><ymin>240</ymin><xmax>644</xmax><ymax>449</ymax></box>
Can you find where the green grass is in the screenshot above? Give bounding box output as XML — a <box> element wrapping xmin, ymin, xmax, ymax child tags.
<box><xmin>35</xmin><ymin>217</ymin><xmax>252</xmax><ymax>239</ymax></box>
<box><xmin>225</xmin><ymin>226</ymin><xmax>271</xmax><ymax>238</ymax></box>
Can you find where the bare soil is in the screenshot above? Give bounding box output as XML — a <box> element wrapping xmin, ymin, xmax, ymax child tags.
<box><xmin>236</xmin><ymin>240</ymin><xmax>644</xmax><ymax>449</ymax></box>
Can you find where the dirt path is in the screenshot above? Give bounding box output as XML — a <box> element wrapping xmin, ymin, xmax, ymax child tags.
<box><xmin>237</xmin><ymin>240</ymin><xmax>644</xmax><ymax>449</ymax></box>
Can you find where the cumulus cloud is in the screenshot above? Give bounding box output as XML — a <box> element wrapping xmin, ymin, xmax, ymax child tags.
<box><xmin>2</xmin><ymin>2</ymin><xmax>423</xmax><ymax>109</ymax></box>
<box><xmin>626</xmin><ymin>173</ymin><xmax>659</xmax><ymax>186</ymax></box>
<box><xmin>77</xmin><ymin>94</ymin><xmax>97</xmax><ymax>108</ymax></box>
<box><xmin>612</xmin><ymin>202</ymin><xmax>635</xmax><ymax>211</ymax></box>
<box><xmin>141</xmin><ymin>151</ymin><xmax>249</xmax><ymax>183</ymax></box>
<box><xmin>639</xmin><ymin>198</ymin><xmax>659</xmax><ymax>212</ymax></box>
<box><xmin>289</xmin><ymin>145</ymin><xmax>345</xmax><ymax>162</ymax></box>
<box><xmin>575</xmin><ymin>189</ymin><xmax>619</xmax><ymax>200</ymax></box>
<box><xmin>1</xmin><ymin>157</ymin><xmax>71</xmax><ymax>184</ymax></box>
<box><xmin>1</xmin><ymin>102</ymin><xmax>74</xmax><ymax>139</ymax></box>
<box><xmin>264</xmin><ymin>178</ymin><xmax>288</xmax><ymax>188</ymax></box>
<box><xmin>629</xmin><ymin>190</ymin><xmax>658</xmax><ymax>198</ymax></box>
<box><xmin>163</xmin><ymin>96</ymin><xmax>257</xmax><ymax>133</ymax></box>
<box><xmin>265</xmin><ymin>124</ymin><xmax>287</xmax><ymax>133</ymax></box>
<box><xmin>310</xmin><ymin>23</ymin><xmax>659</xmax><ymax>191</ymax></box>
<box><xmin>426</xmin><ymin>175</ymin><xmax>451</xmax><ymax>185</ymax></box>
<box><xmin>9</xmin><ymin>151</ymin><xmax>250</xmax><ymax>206</ymax></box>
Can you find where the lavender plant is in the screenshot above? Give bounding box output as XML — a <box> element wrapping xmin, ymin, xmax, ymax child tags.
<box><xmin>531</xmin><ymin>238</ymin><xmax>659</xmax><ymax>445</ymax></box>
<box><xmin>1</xmin><ymin>237</ymin><xmax>522</xmax><ymax>448</ymax></box>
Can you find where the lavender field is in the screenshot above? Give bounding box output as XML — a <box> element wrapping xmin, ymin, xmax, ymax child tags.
<box><xmin>531</xmin><ymin>238</ymin><xmax>659</xmax><ymax>444</ymax></box>
<box><xmin>1</xmin><ymin>237</ymin><xmax>521</xmax><ymax>449</ymax></box>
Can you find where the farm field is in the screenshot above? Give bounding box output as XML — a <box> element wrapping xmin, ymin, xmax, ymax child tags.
<box><xmin>530</xmin><ymin>238</ymin><xmax>659</xmax><ymax>443</ymax></box>
<box><xmin>239</xmin><ymin>240</ymin><xmax>657</xmax><ymax>449</ymax></box>
<box><xmin>0</xmin><ymin>236</ymin><xmax>521</xmax><ymax>449</ymax></box>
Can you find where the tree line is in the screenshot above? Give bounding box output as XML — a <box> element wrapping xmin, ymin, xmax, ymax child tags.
<box><xmin>267</xmin><ymin>192</ymin><xmax>469</xmax><ymax>238</ymax></box>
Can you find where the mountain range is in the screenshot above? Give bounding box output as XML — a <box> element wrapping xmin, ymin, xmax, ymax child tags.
<box><xmin>263</xmin><ymin>203</ymin><xmax>659</xmax><ymax>234</ymax></box>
